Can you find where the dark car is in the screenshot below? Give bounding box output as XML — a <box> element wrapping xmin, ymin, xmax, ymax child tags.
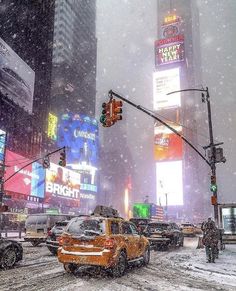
<box><xmin>129</xmin><ymin>218</ymin><xmax>151</xmax><ymax>234</ymax></box>
<box><xmin>144</xmin><ymin>221</ymin><xmax>184</xmax><ymax>250</ymax></box>
<box><xmin>0</xmin><ymin>239</ymin><xmax>23</xmax><ymax>269</ymax></box>
<box><xmin>46</xmin><ymin>220</ymin><xmax>69</xmax><ymax>255</ymax></box>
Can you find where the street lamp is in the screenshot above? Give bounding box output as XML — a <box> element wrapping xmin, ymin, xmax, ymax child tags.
<box><xmin>167</xmin><ymin>87</ymin><xmax>226</xmax><ymax>225</ymax></box>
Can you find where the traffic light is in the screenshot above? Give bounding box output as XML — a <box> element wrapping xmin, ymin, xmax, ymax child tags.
<box><xmin>112</xmin><ymin>99</ymin><xmax>123</xmax><ymax>122</ymax></box>
<box><xmin>59</xmin><ymin>148</ymin><xmax>66</xmax><ymax>167</ymax></box>
<box><xmin>100</xmin><ymin>102</ymin><xmax>108</xmax><ymax>126</ymax></box>
<box><xmin>211</xmin><ymin>195</ymin><xmax>217</xmax><ymax>205</ymax></box>
<box><xmin>210</xmin><ymin>175</ymin><xmax>217</xmax><ymax>193</ymax></box>
<box><xmin>99</xmin><ymin>102</ymin><xmax>114</xmax><ymax>127</ymax></box>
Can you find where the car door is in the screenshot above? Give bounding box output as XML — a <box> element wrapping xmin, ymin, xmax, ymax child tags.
<box><xmin>129</xmin><ymin>223</ymin><xmax>144</xmax><ymax>257</ymax></box>
<box><xmin>121</xmin><ymin>222</ymin><xmax>137</xmax><ymax>260</ymax></box>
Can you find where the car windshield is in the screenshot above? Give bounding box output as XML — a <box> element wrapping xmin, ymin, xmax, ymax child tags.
<box><xmin>66</xmin><ymin>217</ymin><xmax>105</xmax><ymax>237</ymax></box>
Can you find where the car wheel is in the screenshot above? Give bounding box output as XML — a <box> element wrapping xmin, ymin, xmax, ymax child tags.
<box><xmin>63</xmin><ymin>263</ymin><xmax>77</xmax><ymax>274</ymax></box>
<box><xmin>111</xmin><ymin>251</ymin><xmax>127</xmax><ymax>277</ymax></box>
<box><xmin>47</xmin><ymin>246</ymin><xmax>58</xmax><ymax>255</ymax></box>
<box><xmin>1</xmin><ymin>248</ymin><xmax>17</xmax><ymax>269</ymax></box>
<box><xmin>142</xmin><ymin>246</ymin><xmax>150</xmax><ymax>266</ymax></box>
<box><xmin>31</xmin><ymin>240</ymin><xmax>41</xmax><ymax>247</ymax></box>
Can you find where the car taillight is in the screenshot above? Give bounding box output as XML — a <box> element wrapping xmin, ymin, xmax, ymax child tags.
<box><xmin>59</xmin><ymin>236</ymin><xmax>71</xmax><ymax>246</ymax></box>
<box><xmin>104</xmin><ymin>238</ymin><xmax>115</xmax><ymax>249</ymax></box>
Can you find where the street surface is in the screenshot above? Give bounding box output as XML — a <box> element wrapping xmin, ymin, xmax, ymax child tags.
<box><xmin>1</xmin><ymin>238</ymin><xmax>236</xmax><ymax>291</ymax></box>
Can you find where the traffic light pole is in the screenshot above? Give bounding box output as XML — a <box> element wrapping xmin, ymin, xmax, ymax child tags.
<box><xmin>167</xmin><ymin>87</ymin><xmax>221</xmax><ymax>225</ymax></box>
<box><xmin>205</xmin><ymin>88</ymin><xmax>218</xmax><ymax>224</ymax></box>
<box><xmin>109</xmin><ymin>90</ymin><xmax>210</xmax><ymax>167</ymax></box>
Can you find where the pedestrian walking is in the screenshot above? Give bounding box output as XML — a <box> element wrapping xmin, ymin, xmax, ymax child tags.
<box><xmin>202</xmin><ymin>218</ymin><xmax>218</xmax><ymax>263</ymax></box>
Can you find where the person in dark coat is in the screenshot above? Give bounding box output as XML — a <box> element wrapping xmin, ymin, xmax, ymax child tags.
<box><xmin>202</xmin><ymin>219</ymin><xmax>218</xmax><ymax>263</ymax></box>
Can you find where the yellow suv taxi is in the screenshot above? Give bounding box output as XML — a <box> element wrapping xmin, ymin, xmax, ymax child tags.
<box><xmin>57</xmin><ymin>206</ymin><xmax>150</xmax><ymax>277</ymax></box>
<box><xmin>181</xmin><ymin>223</ymin><xmax>196</xmax><ymax>237</ymax></box>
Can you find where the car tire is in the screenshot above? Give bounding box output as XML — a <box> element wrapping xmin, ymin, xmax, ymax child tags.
<box><xmin>31</xmin><ymin>240</ymin><xmax>41</xmax><ymax>247</ymax></box>
<box><xmin>111</xmin><ymin>251</ymin><xmax>127</xmax><ymax>277</ymax></box>
<box><xmin>63</xmin><ymin>263</ymin><xmax>77</xmax><ymax>274</ymax></box>
<box><xmin>47</xmin><ymin>246</ymin><xmax>58</xmax><ymax>255</ymax></box>
<box><xmin>142</xmin><ymin>246</ymin><xmax>150</xmax><ymax>266</ymax></box>
<box><xmin>1</xmin><ymin>247</ymin><xmax>17</xmax><ymax>269</ymax></box>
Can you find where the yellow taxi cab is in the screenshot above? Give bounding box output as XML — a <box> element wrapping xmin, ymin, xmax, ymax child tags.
<box><xmin>58</xmin><ymin>206</ymin><xmax>150</xmax><ymax>277</ymax></box>
<box><xmin>181</xmin><ymin>223</ymin><xmax>196</xmax><ymax>237</ymax></box>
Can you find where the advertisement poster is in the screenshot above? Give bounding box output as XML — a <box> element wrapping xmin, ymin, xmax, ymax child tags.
<box><xmin>156</xmin><ymin>161</ymin><xmax>183</xmax><ymax>206</ymax></box>
<box><xmin>0</xmin><ymin>129</ymin><xmax>6</xmax><ymax>163</ymax></box>
<box><xmin>4</xmin><ymin>150</ymin><xmax>45</xmax><ymax>198</ymax></box>
<box><xmin>153</xmin><ymin>68</ymin><xmax>181</xmax><ymax>111</ymax></box>
<box><xmin>57</xmin><ymin>113</ymin><xmax>98</xmax><ymax>195</ymax></box>
<box><xmin>222</xmin><ymin>207</ymin><xmax>236</xmax><ymax>234</ymax></box>
<box><xmin>0</xmin><ymin>37</ymin><xmax>35</xmax><ymax>113</ymax></box>
<box><xmin>45</xmin><ymin>163</ymin><xmax>80</xmax><ymax>201</ymax></box>
<box><xmin>154</xmin><ymin>124</ymin><xmax>183</xmax><ymax>161</ymax></box>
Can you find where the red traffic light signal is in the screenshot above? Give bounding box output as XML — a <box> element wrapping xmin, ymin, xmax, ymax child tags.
<box><xmin>59</xmin><ymin>148</ymin><xmax>66</xmax><ymax>167</ymax></box>
<box><xmin>112</xmin><ymin>99</ymin><xmax>123</xmax><ymax>122</ymax></box>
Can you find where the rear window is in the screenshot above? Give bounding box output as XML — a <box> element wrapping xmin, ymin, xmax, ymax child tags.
<box><xmin>66</xmin><ymin>217</ymin><xmax>106</xmax><ymax>236</ymax></box>
<box><xmin>148</xmin><ymin>223</ymin><xmax>169</xmax><ymax>231</ymax></box>
<box><xmin>25</xmin><ymin>215</ymin><xmax>47</xmax><ymax>226</ymax></box>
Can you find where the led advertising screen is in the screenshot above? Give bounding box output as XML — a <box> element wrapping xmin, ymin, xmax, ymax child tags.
<box><xmin>57</xmin><ymin>113</ymin><xmax>98</xmax><ymax>195</ymax></box>
<box><xmin>153</xmin><ymin>68</ymin><xmax>181</xmax><ymax>111</ymax></box>
<box><xmin>0</xmin><ymin>37</ymin><xmax>35</xmax><ymax>113</ymax></box>
<box><xmin>155</xmin><ymin>35</ymin><xmax>184</xmax><ymax>66</ymax></box>
<box><xmin>0</xmin><ymin>129</ymin><xmax>6</xmax><ymax>163</ymax></box>
<box><xmin>48</xmin><ymin>113</ymin><xmax>58</xmax><ymax>141</ymax></box>
<box><xmin>154</xmin><ymin>124</ymin><xmax>183</xmax><ymax>161</ymax></box>
<box><xmin>133</xmin><ymin>203</ymin><xmax>150</xmax><ymax>218</ymax></box>
<box><xmin>4</xmin><ymin>150</ymin><xmax>45</xmax><ymax>198</ymax></box>
<box><xmin>45</xmin><ymin>163</ymin><xmax>80</xmax><ymax>201</ymax></box>
<box><xmin>156</xmin><ymin>161</ymin><xmax>183</xmax><ymax>206</ymax></box>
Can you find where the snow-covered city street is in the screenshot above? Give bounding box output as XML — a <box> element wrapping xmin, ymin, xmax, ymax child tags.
<box><xmin>1</xmin><ymin>238</ymin><xmax>236</xmax><ymax>291</ymax></box>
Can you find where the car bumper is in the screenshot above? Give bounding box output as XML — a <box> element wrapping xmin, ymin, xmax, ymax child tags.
<box><xmin>58</xmin><ymin>247</ymin><xmax>114</xmax><ymax>268</ymax></box>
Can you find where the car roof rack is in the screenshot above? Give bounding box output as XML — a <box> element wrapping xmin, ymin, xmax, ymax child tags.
<box><xmin>91</xmin><ymin>205</ymin><xmax>122</xmax><ymax>218</ymax></box>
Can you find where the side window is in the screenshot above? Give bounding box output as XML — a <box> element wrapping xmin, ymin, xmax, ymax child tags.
<box><xmin>111</xmin><ymin>221</ymin><xmax>120</xmax><ymax>234</ymax></box>
<box><xmin>122</xmin><ymin>222</ymin><xmax>132</xmax><ymax>234</ymax></box>
<box><xmin>129</xmin><ymin>223</ymin><xmax>139</xmax><ymax>235</ymax></box>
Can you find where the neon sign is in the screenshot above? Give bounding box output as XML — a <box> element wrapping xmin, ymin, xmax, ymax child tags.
<box><xmin>48</xmin><ymin>113</ymin><xmax>58</xmax><ymax>141</ymax></box>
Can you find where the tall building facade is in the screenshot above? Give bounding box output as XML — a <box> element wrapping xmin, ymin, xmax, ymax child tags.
<box><xmin>0</xmin><ymin>0</ymin><xmax>97</xmax><ymax>214</ymax></box>
<box><xmin>155</xmin><ymin>0</ymin><xmax>210</xmax><ymax>221</ymax></box>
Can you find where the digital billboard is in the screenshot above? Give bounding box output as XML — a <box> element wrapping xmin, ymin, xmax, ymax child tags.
<box><xmin>0</xmin><ymin>37</ymin><xmax>35</xmax><ymax>113</ymax></box>
<box><xmin>156</xmin><ymin>161</ymin><xmax>183</xmax><ymax>206</ymax></box>
<box><xmin>153</xmin><ymin>68</ymin><xmax>181</xmax><ymax>111</ymax></box>
<box><xmin>48</xmin><ymin>113</ymin><xmax>58</xmax><ymax>141</ymax></box>
<box><xmin>0</xmin><ymin>129</ymin><xmax>6</xmax><ymax>163</ymax></box>
<box><xmin>45</xmin><ymin>163</ymin><xmax>80</xmax><ymax>201</ymax></box>
<box><xmin>4</xmin><ymin>150</ymin><xmax>45</xmax><ymax>198</ymax></box>
<box><xmin>57</xmin><ymin>113</ymin><xmax>98</xmax><ymax>195</ymax></box>
<box><xmin>154</xmin><ymin>124</ymin><xmax>183</xmax><ymax>161</ymax></box>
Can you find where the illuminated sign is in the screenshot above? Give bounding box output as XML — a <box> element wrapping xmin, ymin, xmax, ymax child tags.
<box><xmin>133</xmin><ymin>203</ymin><xmax>150</xmax><ymax>218</ymax></box>
<box><xmin>154</xmin><ymin>124</ymin><xmax>183</xmax><ymax>161</ymax></box>
<box><xmin>45</xmin><ymin>163</ymin><xmax>80</xmax><ymax>200</ymax></box>
<box><xmin>164</xmin><ymin>15</ymin><xmax>180</xmax><ymax>24</ymax></box>
<box><xmin>4</xmin><ymin>150</ymin><xmax>45</xmax><ymax>198</ymax></box>
<box><xmin>155</xmin><ymin>36</ymin><xmax>185</xmax><ymax>66</ymax></box>
<box><xmin>0</xmin><ymin>129</ymin><xmax>6</xmax><ymax>162</ymax></box>
<box><xmin>57</xmin><ymin>114</ymin><xmax>98</xmax><ymax>195</ymax></box>
<box><xmin>156</xmin><ymin>161</ymin><xmax>183</xmax><ymax>206</ymax></box>
<box><xmin>153</xmin><ymin>68</ymin><xmax>181</xmax><ymax>110</ymax></box>
<box><xmin>48</xmin><ymin>113</ymin><xmax>58</xmax><ymax>141</ymax></box>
